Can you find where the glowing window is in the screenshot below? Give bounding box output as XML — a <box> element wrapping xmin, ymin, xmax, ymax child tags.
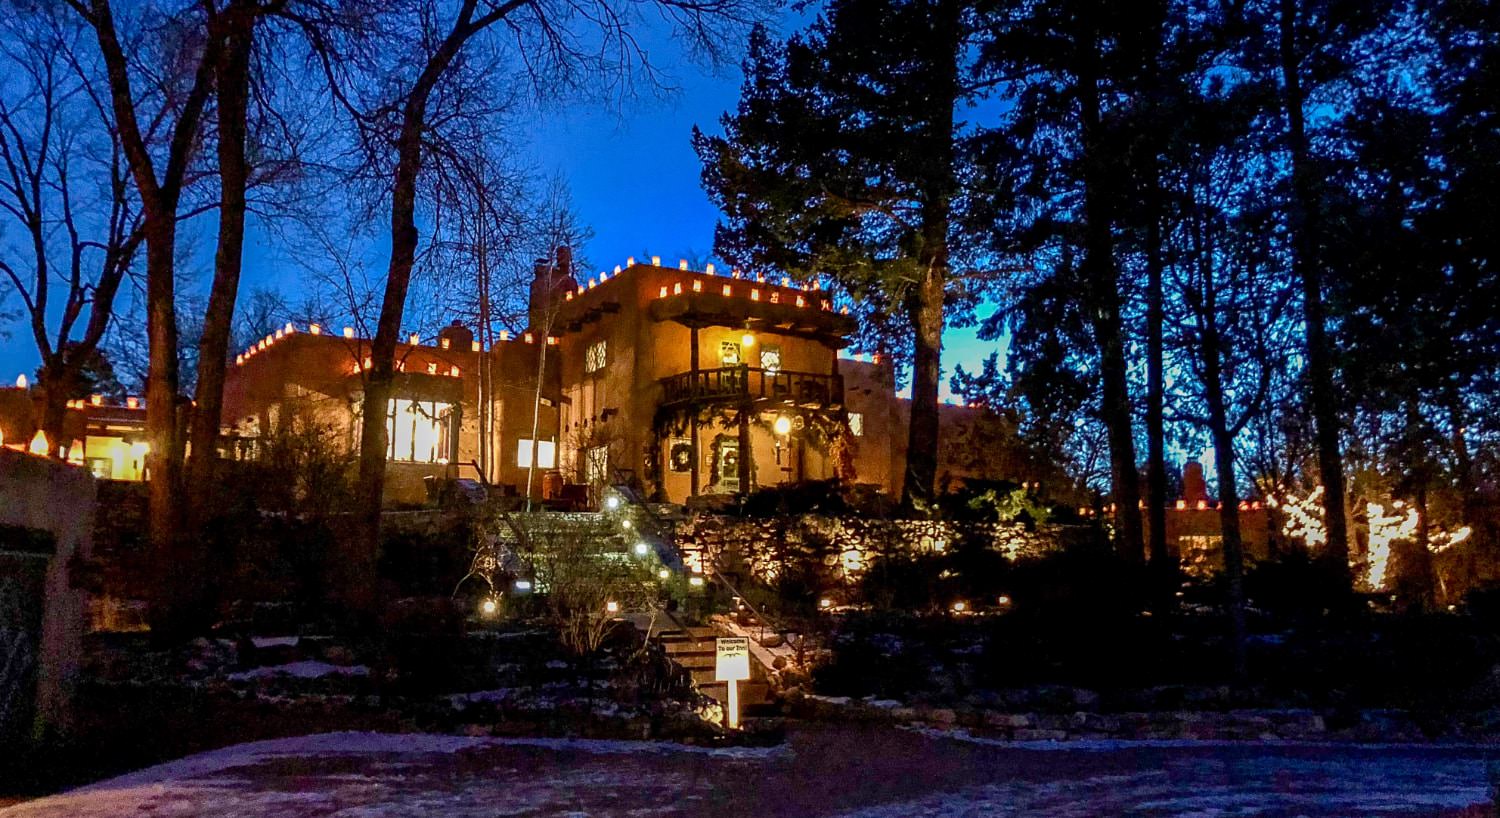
<box><xmin>759</xmin><ymin>344</ymin><xmax>782</xmax><ymax>374</ymax></box>
<box><xmin>585</xmin><ymin>340</ymin><xmax>607</xmax><ymax>373</ymax></box>
<box><xmin>386</xmin><ymin>398</ymin><xmax>452</xmax><ymax>463</ymax></box>
<box><xmin>516</xmin><ymin>439</ymin><xmax>557</xmax><ymax>469</ymax></box>
<box><xmin>848</xmin><ymin>412</ymin><xmax>864</xmax><ymax>437</ymax></box>
<box><xmin>719</xmin><ymin>340</ymin><xmax>741</xmax><ymax>365</ymax></box>
<box><xmin>586</xmin><ymin>445</ymin><xmax>609</xmax><ymax>485</ymax></box>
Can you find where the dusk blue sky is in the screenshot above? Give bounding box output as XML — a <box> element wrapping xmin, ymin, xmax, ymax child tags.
<box><xmin>0</xmin><ymin>17</ymin><xmax>1004</xmax><ymax>400</ymax></box>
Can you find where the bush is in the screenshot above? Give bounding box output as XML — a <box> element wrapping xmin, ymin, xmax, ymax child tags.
<box><xmin>374</xmin><ymin>596</ymin><xmax>468</xmax><ymax>696</ymax></box>
<box><xmin>812</xmin><ymin>612</ymin><xmax>949</xmax><ymax>700</ymax></box>
<box><xmin>737</xmin><ymin>479</ymin><xmax>850</xmax><ymax>516</ymax></box>
<box><xmin>859</xmin><ymin>552</ymin><xmax>946</xmax><ymax>611</ymax></box>
<box><xmin>1005</xmin><ymin>547</ymin><xmax>1150</xmax><ymax>624</ymax></box>
<box><xmin>1244</xmin><ymin>550</ymin><xmax>1359</xmax><ymax>624</ymax></box>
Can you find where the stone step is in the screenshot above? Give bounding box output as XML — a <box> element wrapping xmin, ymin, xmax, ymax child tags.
<box><xmin>659</xmin><ymin>633</ymin><xmax>717</xmax><ymax>647</ymax></box>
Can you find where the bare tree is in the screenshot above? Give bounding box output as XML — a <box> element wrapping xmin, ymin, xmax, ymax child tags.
<box><xmin>298</xmin><ymin>0</ymin><xmax>759</xmax><ymax>612</ymax></box>
<box><xmin>0</xmin><ymin>8</ymin><xmax>143</xmax><ymax>452</ymax></box>
<box><xmin>61</xmin><ymin>0</ymin><xmax>223</xmax><ymax>635</ymax></box>
<box><xmin>184</xmin><ymin>1</ymin><xmax>275</xmax><ymax>530</ymax></box>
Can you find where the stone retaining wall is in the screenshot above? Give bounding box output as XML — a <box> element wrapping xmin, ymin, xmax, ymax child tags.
<box><xmin>673</xmin><ymin>514</ymin><xmax>1088</xmax><ymax>583</ymax></box>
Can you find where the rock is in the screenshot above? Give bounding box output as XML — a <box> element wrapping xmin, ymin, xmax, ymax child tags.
<box><xmin>1069</xmin><ymin>712</ymin><xmax>1120</xmax><ymax>732</ymax></box>
<box><xmin>923</xmin><ymin>708</ymin><xmax>958</xmax><ymax>725</ymax></box>
<box><xmin>463</xmin><ymin>724</ymin><xmax>490</xmax><ymax>737</ymax></box>
<box><xmin>890</xmin><ymin>707</ymin><xmax>917</xmax><ymax>721</ymax></box>
<box><xmin>983</xmin><ymin>712</ymin><xmax>1032</xmax><ymax>729</ymax></box>
<box><xmin>322</xmin><ymin>645</ymin><xmax>357</xmax><ymax>666</ymax></box>
<box><xmin>1071</xmin><ymin>688</ymin><xmax>1101</xmax><ymax>710</ymax></box>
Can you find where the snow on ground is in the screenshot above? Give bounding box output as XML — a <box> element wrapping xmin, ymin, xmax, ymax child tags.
<box><xmin>249</xmin><ymin>636</ymin><xmax>299</xmax><ymax>649</ymax></box>
<box><xmin>225</xmin><ymin>661</ymin><xmax>369</xmax><ymax>680</ymax></box>
<box><xmin>835</xmin><ymin>754</ymin><xmax>1492</xmax><ymax>817</ymax></box>
<box><xmin>2</xmin><ymin>726</ymin><xmax>1494</xmax><ymax>817</ymax></box>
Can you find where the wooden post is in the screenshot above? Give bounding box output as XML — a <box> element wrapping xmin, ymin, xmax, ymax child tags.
<box><xmin>690</xmin><ymin>325</ymin><xmax>700</xmax><ymax>497</ymax></box>
<box><xmin>737</xmin><ymin>399</ymin><xmax>752</xmax><ymax>493</ymax></box>
<box><xmin>726</xmin><ymin>678</ymin><xmax>740</xmax><ymax>730</ymax></box>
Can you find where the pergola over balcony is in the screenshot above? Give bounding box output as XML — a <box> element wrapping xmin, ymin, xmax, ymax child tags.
<box><xmin>659</xmin><ymin>366</ymin><xmax>844</xmax><ymax>411</ymax></box>
<box><xmin>647</xmin><ymin>284</ymin><xmax>857</xmax><ymax>345</ymax></box>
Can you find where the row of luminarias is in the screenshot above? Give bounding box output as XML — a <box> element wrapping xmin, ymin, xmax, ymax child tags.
<box><xmin>234</xmin><ymin>321</ymin><xmax>561</xmax><ymax>372</ymax></box>
<box><xmin>9</xmin><ymin>375</ymin><xmax>140</xmax><ymax>411</ymax></box>
<box><xmin>563</xmin><ymin>257</ymin><xmax>850</xmax><ymax>316</ymax></box>
<box><xmin>1077</xmin><ymin>499</ymin><xmax>1266</xmax><ymax>516</ymax></box>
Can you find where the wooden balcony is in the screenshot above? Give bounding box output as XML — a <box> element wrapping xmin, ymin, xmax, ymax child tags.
<box><xmin>659</xmin><ymin>366</ymin><xmax>844</xmax><ymax>410</ymax></box>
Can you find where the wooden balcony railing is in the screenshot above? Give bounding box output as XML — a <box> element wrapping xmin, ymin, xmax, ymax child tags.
<box><xmin>659</xmin><ymin>366</ymin><xmax>843</xmax><ymax>410</ymax></box>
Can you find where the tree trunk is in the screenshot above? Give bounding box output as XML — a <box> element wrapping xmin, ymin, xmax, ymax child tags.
<box><xmin>37</xmin><ymin>355</ymin><xmax>74</xmax><ymax>456</ymax></box>
<box><xmin>351</xmin><ymin>79</ymin><xmax>433</xmax><ymax>615</ymax></box>
<box><xmin>349</xmin><ymin>0</ymin><xmax>512</xmax><ymax>614</ymax></box>
<box><xmin>1400</xmin><ymin>398</ymin><xmax>1437</xmax><ymax>611</ymax></box>
<box><xmin>1203</xmin><ymin>321</ymin><xmax>1249</xmax><ymax>683</ymax></box>
<box><xmin>902</xmin><ymin>265</ymin><xmax>944</xmax><ymax>509</ymax></box>
<box><xmin>1078</xmin><ymin>25</ymin><xmax>1144</xmax><ymax>562</ymax></box>
<box><xmin>186</xmin><ymin>9</ymin><xmax>256</xmax><ymax>533</ymax></box>
<box><xmin>144</xmin><ymin>225</ymin><xmax>190</xmax><ymax>635</ymax></box>
<box><xmin>1145</xmin><ymin>179</ymin><xmax>1172</xmax><ymax>577</ymax></box>
<box><xmin>82</xmin><ymin>0</ymin><xmax>217</xmax><ymax>640</ymax></box>
<box><xmin>900</xmin><ymin>0</ymin><xmax>959</xmax><ymax>511</ymax></box>
<box><xmin>1279</xmin><ymin>0</ymin><xmax>1350</xmax><ymax>578</ymax></box>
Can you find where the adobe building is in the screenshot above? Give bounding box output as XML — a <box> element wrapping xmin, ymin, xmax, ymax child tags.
<box><xmin>0</xmin><ymin>381</ymin><xmax>148</xmax><ymax>481</ymax></box>
<box><xmin>536</xmin><ymin>251</ymin><xmax>1054</xmax><ymax>506</ymax></box>
<box><xmin>0</xmin><ymin>250</ymin><xmax>1042</xmax><ymax>507</ymax></box>
<box><xmin>220</xmin><ymin>317</ymin><xmax>560</xmax><ymax>504</ymax></box>
<box><xmin>1144</xmin><ymin>460</ymin><xmax>1273</xmax><ymax>575</ymax></box>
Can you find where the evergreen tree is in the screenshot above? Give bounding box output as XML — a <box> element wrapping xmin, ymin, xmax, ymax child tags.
<box><xmin>695</xmin><ymin>0</ymin><xmax>976</xmax><ymax>509</ymax></box>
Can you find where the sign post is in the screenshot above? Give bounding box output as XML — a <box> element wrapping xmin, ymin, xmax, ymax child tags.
<box><xmin>715</xmin><ymin>636</ymin><xmax>751</xmax><ymax>730</ymax></box>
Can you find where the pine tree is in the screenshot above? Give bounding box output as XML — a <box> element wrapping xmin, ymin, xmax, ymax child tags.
<box><xmin>695</xmin><ymin>0</ymin><xmax>974</xmax><ymax>509</ymax></box>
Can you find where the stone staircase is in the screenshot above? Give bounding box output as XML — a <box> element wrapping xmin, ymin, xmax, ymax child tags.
<box><xmin>634</xmin><ymin>615</ymin><xmax>772</xmax><ymax>711</ymax></box>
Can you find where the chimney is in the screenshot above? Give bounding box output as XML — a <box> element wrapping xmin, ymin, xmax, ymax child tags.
<box><xmin>528</xmin><ymin>246</ymin><xmax>578</xmax><ymax>330</ymax></box>
<box><xmin>438</xmin><ymin>320</ymin><xmax>473</xmax><ymax>352</ymax></box>
<box><xmin>1182</xmin><ymin>461</ymin><xmax>1208</xmax><ymax>505</ymax></box>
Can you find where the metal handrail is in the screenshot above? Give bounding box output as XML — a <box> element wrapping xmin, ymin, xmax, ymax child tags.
<box><xmin>658</xmin><ymin>366</ymin><xmax>843</xmax><ymax>409</ymax></box>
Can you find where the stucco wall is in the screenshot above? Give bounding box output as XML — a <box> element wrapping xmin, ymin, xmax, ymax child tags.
<box><xmin>0</xmin><ymin>448</ymin><xmax>94</xmax><ymax>736</ymax></box>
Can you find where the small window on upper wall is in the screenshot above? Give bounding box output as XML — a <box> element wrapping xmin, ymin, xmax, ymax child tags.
<box><xmin>848</xmin><ymin>412</ymin><xmax>864</xmax><ymax>437</ymax></box>
<box><xmin>719</xmin><ymin>340</ymin><xmax>741</xmax><ymax>365</ymax></box>
<box><xmin>759</xmin><ymin>344</ymin><xmax>782</xmax><ymax>374</ymax></box>
<box><xmin>585</xmin><ymin>340</ymin><xmax>607</xmax><ymax>373</ymax></box>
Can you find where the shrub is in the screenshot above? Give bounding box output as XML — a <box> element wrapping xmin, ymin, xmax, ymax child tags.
<box><xmin>1244</xmin><ymin>549</ymin><xmax>1360</xmax><ymax>624</ymax></box>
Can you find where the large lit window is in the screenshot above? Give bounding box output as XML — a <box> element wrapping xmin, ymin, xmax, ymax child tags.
<box><xmin>586</xmin><ymin>445</ymin><xmax>609</xmax><ymax>485</ymax></box>
<box><xmin>387</xmin><ymin>398</ymin><xmax>452</xmax><ymax>463</ymax></box>
<box><xmin>585</xmin><ymin>340</ymin><xmax>608</xmax><ymax>373</ymax></box>
<box><xmin>847</xmin><ymin>412</ymin><xmax>864</xmax><ymax>437</ymax></box>
<box><xmin>517</xmin><ymin>438</ymin><xmax>557</xmax><ymax>469</ymax></box>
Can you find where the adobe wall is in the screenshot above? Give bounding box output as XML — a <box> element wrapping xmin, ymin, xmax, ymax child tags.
<box><xmin>0</xmin><ymin>448</ymin><xmax>94</xmax><ymax>738</ymax></box>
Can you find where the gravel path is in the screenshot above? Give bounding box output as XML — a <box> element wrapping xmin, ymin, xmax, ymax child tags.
<box><xmin>3</xmin><ymin>724</ymin><xmax>1496</xmax><ymax>817</ymax></box>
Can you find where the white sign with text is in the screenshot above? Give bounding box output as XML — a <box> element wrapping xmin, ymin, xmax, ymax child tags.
<box><xmin>715</xmin><ymin>637</ymin><xmax>751</xmax><ymax>682</ymax></box>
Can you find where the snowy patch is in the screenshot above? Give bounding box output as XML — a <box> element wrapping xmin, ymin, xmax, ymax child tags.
<box><xmin>56</xmin><ymin>731</ymin><xmax>788</xmax><ymax>794</ymax></box>
<box><xmin>903</xmin><ymin>724</ymin><xmax>1500</xmax><ymax>753</ymax></box>
<box><xmin>226</xmin><ymin>661</ymin><xmax>368</xmax><ymax>681</ymax></box>
<box><xmin>249</xmin><ymin>636</ymin><xmax>299</xmax><ymax>648</ymax></box>
<box><xmin>833</xmin><ymin>755</ymin><xmax>1492</xmax><ymax>817</ymax></box>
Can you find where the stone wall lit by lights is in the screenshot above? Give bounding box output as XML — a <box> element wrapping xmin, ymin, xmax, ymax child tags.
<box><xmin>673</xmin><ymin>514</ymin><xmax>1089</xmax><ymax>586</ymax></box>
